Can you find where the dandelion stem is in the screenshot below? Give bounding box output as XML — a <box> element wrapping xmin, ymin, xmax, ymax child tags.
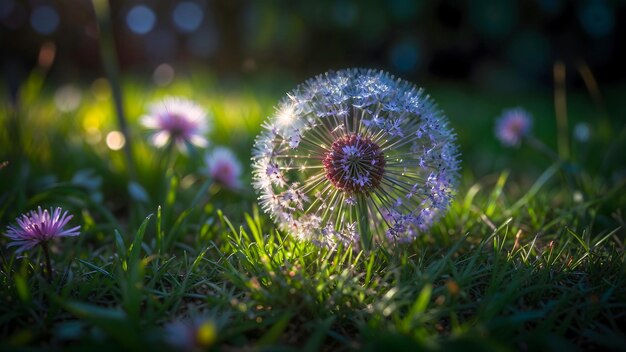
<box><xmin>553</xmin><ymin>61</ymin><xmax>570</xmax><ymax>161</ymax></box>
<box><xmin>358</xmin><ymin>195</ymin><xmax>372</xmax><ymax>250</ymax></box>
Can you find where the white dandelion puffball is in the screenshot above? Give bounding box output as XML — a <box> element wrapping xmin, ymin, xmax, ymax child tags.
<box><xmin>252</xmin><ymin>69</ymin><xmax>460</xmax><ymax>248</ymax></box>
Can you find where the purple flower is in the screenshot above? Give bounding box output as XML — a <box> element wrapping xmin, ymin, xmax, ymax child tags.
<box><xmin>495</xmin><ymin>108</ymin><xmax>533</xmax><ymax>147</ymax></box>
<box><xmin>205</xmin><ymin>147</ymin><xmax>242</xmax><ymax>190</ymax></box>
<box><xmin>4</xmin><ymin>207</ymin><xmax>80</xmax><ymax>253</ymax></box>
<box><xmin>141</xmin><ymin>97</ymin><xmax>211</xmax><ymax>151</ymax></box>
<box><xmin>252</xmin><ymin>69</ymin><xmax>460</xmax><ymax>247</ymax></box>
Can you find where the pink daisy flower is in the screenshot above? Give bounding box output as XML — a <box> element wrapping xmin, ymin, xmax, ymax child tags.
<box><xmin>4</xmin><ymin>206</ymin><xmax>81</xmax><ymax>254</ymax></box>
<box><xmin>495</xmin><ymin>107</ymin><xmax>533</xmax><ymax>147</ymax></box>
<box><xmin>141</xmin><ymin>97</ymin><xmax>211</xmax><ymax>151</ymax></box>
<box><xmin>205</xmin><ymin>147</ymin><xmax>242</xmax><ymax>190</ymax></box>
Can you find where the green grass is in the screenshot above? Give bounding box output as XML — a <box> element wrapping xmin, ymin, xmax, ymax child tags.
<box><xmin>0</xmin><ymin>70</ymin><xmax>625</xmax><ymax>351</ymax></box>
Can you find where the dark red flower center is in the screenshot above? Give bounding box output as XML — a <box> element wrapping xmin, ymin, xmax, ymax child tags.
<box><xmin>323</xmin><ymin>134</ymin><xmax>386</xmax><ymax>194</ymax></box>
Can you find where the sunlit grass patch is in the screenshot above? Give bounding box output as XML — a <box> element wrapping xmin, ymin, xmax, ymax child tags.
<box><xmin>1</xmin><ymin>72</ymin><xmax>625</xmax><ymax>350</ymax></box>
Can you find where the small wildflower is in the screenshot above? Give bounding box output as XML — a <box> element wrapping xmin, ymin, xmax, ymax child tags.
<box><xmin>164</xmin><ymin>317</ymin><xmax>217</xmax><ymax>351</ymax></box>
<box><xmin>205</xmin><ymin>146</ymin><xmax>242</xmax><ymax>190</ymax></box>
<box><xmin>252</xmin><ymin>68</ymin><xmax>460</xmax><ymax>247</ymax></box>
<box><xmin>141</xmin><ymin>96</ymin><xmax>211</xmax><ymax>151</ymax></box>
<box><xmin>4</xmin><ymin>206</ymin><xmax>80</xmax><ymax>254</ymax></box>
<box><xmin>495</xmin><ymin>107</ymin><xmax>533</xmax><ymax>147</ymax></box>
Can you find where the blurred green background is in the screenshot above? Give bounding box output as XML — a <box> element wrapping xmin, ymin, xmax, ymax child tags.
<box><xmin>1</xmin><ymin>0</ymin><xmax>625</xmax><ymax>206</ymax></box>
<box><xmin>3</xmin><ymin>0</ymin><xmax>625</xmax><ymax>84</ymax></box>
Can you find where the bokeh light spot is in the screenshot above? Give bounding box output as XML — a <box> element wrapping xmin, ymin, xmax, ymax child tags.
<box><xmin>389</xmin><ymin>0</ymin><xmax>420</xmax><ymax>21</ymax></box>
<box><xmin>91</xmin><ymin>78</ymin><xmax>111</xmax><ymax>101</ymax></box>
<box><xmin>389</xmin><ymin>39</ymin><xmax>421</xmax><ymax>73</ymax></box>
<box><xmin>1</xmin><ymin>1</ymin><xmax>26</xmax><ymax>29</ymax></box>
<box><xmin>38</xmin><ymin>42</ymin><xmax>56</xmax><ymax>68</ymax></box>
<box><xmin>30</xmin><ymin>5</ymin><xmax>59</xmax><ymax>35</ymax></box>
<box><xmin>0</xmin><ymin>0</ymin><xmax>15</xmax><ymax>20</ymax></box>
<box><xmin>106</xmin><ymin>131</ymin><xmax>126</xmax><ymax>151</ymax></box>
<box><xmin>83</xmin><ymin>109</ymin><xmax>103</xmax><ymax>130</ymax></box>
<box><xmin>332</xmin><ymin>1</ymin><xmax>358</xmax><ymax>27</ymax></box>
<box><xmin>536</xmin><ymin>0</ymin><xmax>563</xmax><ymax>16</ymax></box>
<box><xmin>85</xmin><ymin>128</ymin><xmax>102</xmax><ymax>145</ymax></box>
<box><xmin>172</xmin><ymin>2</ymin><xmax>204</xmax><ymax>33</ymax></box>
<box><xmin>153</xmin><ymin>63</ymin><xmax>175</xmax><ymax>86</ymax></box>
<box><xmin>54</xmin><ymin>85</ymin><xmax>82</xmax><ymax>112</ymax></box>
<box><xmin>145</xmin><ymin>29</ymin><xmax>178</xmax><ymax>61</ymax></box>
<box><xmin>469</xmin><ymin>0</ymin><xmax>517</xmax><ymax>40</ymax></box>
<box><xmin>507</xmin><ymin>30</ymin><xmax>550</xmax><ymax>75</ymax></box>
<box><xmin>277</xmin><ymin>105</ymin><xmax>295</xmax><ymax>127</ymax></box>
<box><xmin>187</xmin><ymin>26</ymin><xmax>218</xmax><ymax>58</ymax></box>
<box><xmin>126</xmin><ymin>5</ymin><xmax>156</xmax><ymax>35</ymax></box>
<box><xmin>579</xmin><ymin>1</ymin><xmax>614</xmax><ymax>38</ymax></box>
<box><xmin>574</xmin><ymin>123</ymin><xmax>591</xmax><ymax>142</ymax></box>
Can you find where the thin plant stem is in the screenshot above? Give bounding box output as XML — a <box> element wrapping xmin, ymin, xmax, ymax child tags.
<box><xmin>576</xmin><ymin>60</ymin><xmax>606</xmax><ymax>117</ymax></box>
<box><xmin>41</xmin><ymin>241</ymin><xmax>53</xmax><ymax>283</ymax></box>
<box><xmin>358</xmin><ymin>195</ymin><xmax>372</xmax><ymax>251</ymax></box>
<box><xmin>526</xmin><ymin>136</ymin><xmax>560</xmax><ymax>162</ymax></box>
<box><xmin>159</xmin><ymin>141</ymin><xmax>176</xmax><ymax>215</ymax></box>
<box><xmin>162</xmin><ymin>141</ymin><xmax>177</xmax><ymax>172</ymax></box>
<box><xmin>526</xmin><ymin>137</ymin><xmax>576</xmax><ymax>192</ymax></box>
<box><xmin>163</xmin><ymin>178</ymin><xmax>213</xmax><ymax>251</ymax></box>
<box><xmin>553</xmin><ymin>62</ymin><xmax>570</xmax><ymax>161</ymax></box>
<box><xmin>191</xmin><ymin>178</ymin><xmax>214</xmax><ymax>209</ymax></box>
<box><xmin>91</xmin><ymin>0</ymin><xmax>137</xmax><ymax>181</ymax></box>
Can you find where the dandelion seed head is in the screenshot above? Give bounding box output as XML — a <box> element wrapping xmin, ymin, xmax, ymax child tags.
<box><xmin>495</xmin><ymin>107</ymin><xmax>532</xmax><ymax>147</ymax></box>
<box><xmin>4</xmin><ymin>207</ymin><xmax>80</xmax><ymax>253</ymax></box>
<box><xmin>141</xmin><ymin>97</ymin><xmax>210</xmax><ymax>152</ymax></box>
<box><xmin>252</xmin><ymin>68</ymin><xmax>460</xmax><ymax>247</ymax></box>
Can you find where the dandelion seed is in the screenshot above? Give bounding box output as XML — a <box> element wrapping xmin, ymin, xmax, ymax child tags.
<box><xmin>4</xmin><ymin>206</ymin><xmax>80</xmax><ymax>254</ymax></box>
<box><xmin>141</xmin><ymin>96</ymin><xmax>211</xmax><ymax>152</ymax></box>
<box><xmin>252</xmin><ymin>68</ymin><xmax>460</xmax><ymax>247</ymax></box>
<box><xmin>495</xmin><ymin>107</ymin><xmax>533</xmax><ymax>147</ymax></box>
<box><xmin>205</xmin><ymin>146</ymin><xmax>242</xmax><ymax>190</ymax></box>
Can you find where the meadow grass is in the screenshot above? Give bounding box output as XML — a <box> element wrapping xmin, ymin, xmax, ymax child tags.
<box><xmin>0</xmin><ymin>72</ymin><xmax>625</xmax><ymax>351</ymax></box>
